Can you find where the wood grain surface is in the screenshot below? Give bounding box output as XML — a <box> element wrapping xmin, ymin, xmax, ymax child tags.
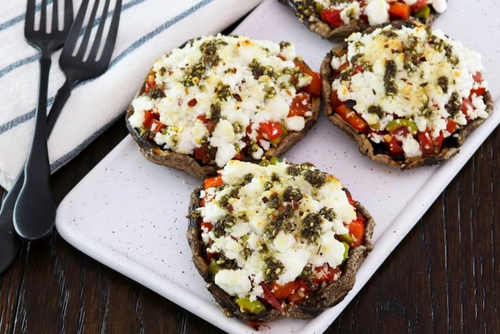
<box><xmin>0</xmin><ymin>117</ymin><xmax>499</xmax><ymax>334</ymax></box>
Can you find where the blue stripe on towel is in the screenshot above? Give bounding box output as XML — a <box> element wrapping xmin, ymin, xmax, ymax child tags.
<box><xmin>0</xmin><ymin>0</ymin><xmax>147</xmax><ymax>80</ymax></box>
<box><xmin>49</xmin><ymin>0</ymin><xmax>215</xmax><ymax>170</ymax></box>
<box><xmin>0</xmin><ymin>0</ymin><xmax>213</xmax><ymax>137</ymax></box>
<box><xmin>0</xmin><ymin>0</ymin><xmax>54</xmax><ymax>31</ymax></box>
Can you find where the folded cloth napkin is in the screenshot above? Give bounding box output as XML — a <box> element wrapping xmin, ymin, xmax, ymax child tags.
<box><xmin>0</xmin><ymin>0</ymin><xmax>263</xmax><ymax>191</ymax></box>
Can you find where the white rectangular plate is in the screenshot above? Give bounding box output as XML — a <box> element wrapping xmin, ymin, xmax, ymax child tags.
<box><xmin>56</xmin><ymin>1</ymin><xmax>500</xmax><ymax>333</ymax></box>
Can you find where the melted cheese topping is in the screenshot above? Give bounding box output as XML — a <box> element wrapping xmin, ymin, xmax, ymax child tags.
<box><xmin>129</xmin><ymin>35</ymin><xmax>312</xmax><ymax>167</ymax></box>
<box><xmin>331</xmin><ymin>24</ymin><xmax>489</xmax><ymax>157</ymax></box>
<box><xmin>198</xmin><ymin>161</ymin><xmax>357</xmax><ymax>299</ymax></box>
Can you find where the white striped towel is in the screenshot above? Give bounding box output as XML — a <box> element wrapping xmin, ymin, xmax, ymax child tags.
<box><xmin>0</xmin><ymin>0</ymin><xmax>263</xmax><ymax>191</ymax></box>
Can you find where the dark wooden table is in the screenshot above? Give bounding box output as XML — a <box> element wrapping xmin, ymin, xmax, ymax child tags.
<box><xmin>0</xmin><ymin>117</ymin><xmax>499</xmax><ymax>334</ymax></box>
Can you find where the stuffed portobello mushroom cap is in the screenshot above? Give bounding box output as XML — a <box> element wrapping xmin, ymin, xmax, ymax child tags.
<box><xmin>126</xmin><ymin>35</ymin><xmax>321</xmax><ymax>179</ymax></box>
<box><xmin>279</xmin><ymin>0</ymin><xmax>442</xmax><ymax>41</ymax></box>
<box><xmin>187</xmin><ymin>161</ymin><xmax>375</xmax><ymax>323</ymax></box>
<box><xmin>321</xmin><ymin>21</ymin><xmax>494</xmax><ymax>169</ymax></box>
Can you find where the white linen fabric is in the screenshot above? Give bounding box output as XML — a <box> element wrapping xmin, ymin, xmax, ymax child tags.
<box><xmin>0</xmin><ymin>0</ymin><xmax>263</xmax><ymax>190</ymax></box>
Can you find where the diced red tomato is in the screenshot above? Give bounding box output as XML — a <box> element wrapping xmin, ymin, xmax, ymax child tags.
<box><xmin>201</xmin><ymin>221</ymin><xmax>213</xmax><ymax>231</ymax></box>
<box><xmin>461</xmin><ymin>97</ymin><xmax>473</xmax><ymax>121</ymax></box>
<box><xmin>389</xmin><ymin>3</ymin><xmax>411</xmax><ymax>19</ymax></box>
<box><xmin>312</xmin><ymin>264</ymin><xmax>341</xmax><ymax>285</ymax></box>
<box><xmin>335</xmin><ymin>104</ymin><xmax>369</xmax><ymax>133</ymax></box>
<box><xmin>150</xmin><ymin>119</ymin><xmax>166</xmax><ymax>133</ymax></box>
<box><xmin>320</xmin><ymin>9</ymin><xmax>343</xmax><ymax>27</ymax></box>
<box><xmin>433</xmin><ymin>131</ymin><xmax>444</xmax><ymax>153</ymax></box>
<box><xmin>197</xmin><ymin>114</ymin><xmax>216</xmax><ymax>132</ymax></box>
<box><xmin>352</xmin><ymin>64</ymin><xmax>364</xmax><ymax>75</ymax></box>
<box><xmin>347</xmin><ymin>217</ymin><xmax>365</xmax><ymax>248</ymax></box>
<box><xmin>385</xmin><ymin>134</ymin><xmax>404</xmax><ymax>157</ymax></box>
<box><xmin>258</xmin><ymin>121</ymin><xmax>283</xmax><ymax>141</ymax></box>
<box><xmin>144</xmin><ymin>73</ymin><xmax>156</xmax><ymax>93</ymax></box>
<box><xmin>417</xmin><ymin>130</ymin><xmax>435</xmax><ymax>155</ymax></box>
<box><xmin>143</xmin><ymin>110</ymin><xmax>158</xmax><ymax>129</ymax></box>
<box><xmin>204</xmin><ymin>175</ymin><xmax>223</xmax><ymax>189</ymax></box>
<box><xmin>269</xmin><ymin>281</ymin><xmax>298</xmax><ymax>299</ymax></box>
<box><xmin>259</xmin><ymin>282</ymin><xmax>284</xmax><ymax>313</ymax></box>
<box><xmin>471</xmin><ymin>72</ymin><xmax>486</xmax><ymax>96</ymax></box>
<box><xmin>331</xmin><ymin>89</ymin><xmax>342</xmax><ymax>107</ymax></box>
<box><xmin>446</xmin><ymin>118</ymin><xmax>457</xmax><ymax>134</ymax></box>
<box><xmin>199</xmin><ymin>198</ymin><xmax>205</xmax><ymax>207</ymax></box>
<box><xmin>410</xmin><ymin>0</ymin><xmax>428</xmax><ymax>13</ymax></box>
<box><xmin>286</xmin><ymin>288</ymin><xmax>309</xmax><ymax>305</ymax></box>
<box><xmin>295</xmin><ymin>279</ymin><xmax>311</xmax><ymax>292</ymax></box>
<box><xmin>293</xmin><ymin>60</ymin><xmax>322</xmax><ymax>96</ymax></box>
<box><xmin>345</xmin><ymin>191</ymin><xmax>356</xmax><ymax>207</ymax></box>
<box><xmin>195</xmin><ymin>147</ymin><xmax>212</xmax><ymax>164</ymax></box>
<box><xmin>473</xmin><ymin>72</ymin><xmax>482</xmax><ymax>83</ymax></box>
<box><xmin>289</xmin><ymin>92</ymin><xmax>311</xmax><ymax>117</ymax></box>
<box><xmin>205</xmin><ymin>250</ymin><xmax>218</xmax><ymax>263</ymax></box>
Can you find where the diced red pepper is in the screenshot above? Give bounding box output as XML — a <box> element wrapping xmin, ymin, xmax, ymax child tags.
<box><xmin>461</xmin><ymin>97</ymin><xmax>473</xmax><ymax>121</ymax></box>
<box><xmin>201</xmin><ymin>221</ymin><xmax>213</xmax><ymax>231</ymax></box>
<box><xmin>335</xmin><ymin>104</ymin><xmax>369</xmax><ymax>133</ymax></box>
<box><xmin>269</xmin><ymin>281</ymin><xmax>298</xmax><ymax>299</ymax></box>
<box><xmin>199</xmin><ymin>198</ymin><xmax>205</xmax><ymax>207</ymax></box>
<box><xmin>320</xmin><ymin>8</ymin><xmax>343</xmax><ymax>27</ymax></box>
<box><xmin>144</xmin><ymin>73</ymin><xmax>156</xmax><ymax>93</ymax></box>
<box><xmin>334</xmin><ymin>62</ymin><xmax>350</xmax><ymax>78</ymax></box>
<box><xmin>205</xmin><ymin>250</ymin><xmax>218</xmax><ymax>263</ymax></box>
<box><xmin>470</xmin><ymin>73</ymin><xmax>486</xmax><ymax>97</ymax></box>
<box><xmin>195</xmin><ymin>147</ymin><xmax>212</xmax><ymax>164</ymax></box>
<box><xmin>410</xmin><ymin>0</ymin><xmax>428</xmax><ymax>13</ymax></box>
<box><xmin>331</xmin><ymin>89</ymin><xmax>342</xmax><ymax>107</ymax></box>
<box><xmin>345</xmin><ymin>191</ymin><xmax>356</xmax><ymax>207</ymax></box>
<box><xmin>312</xmin><ymin>264</ymin><xmax>341</xmax><ymax>285</ymax></box>
<box><xmin>293</xmin><ymin>60</ymin><xmax>322</xmax><ymax>96</ymax></box>
<box><xmin>234</xmin><ymin>151</ymin><xmax>245</xmax><ymax>160</ymax></box>
<box><xmin>286</xmin><ymin>288</ymin><xmax>309</xmax><ymax>305</ymax></box>
<box><xmin>204</xmin><ymin>176</ymin><xmax>223</xmax><ymax>189</ymax></box>
<box><xmin>446</xmin><ymin>118</ymin><xmax>457</xmax><ymax>134</ymax></box>
<box><xmin>259</xmin><ymin>282</ymin><xmax>284</xmax><ymax>313</ymax></box>
<box><xmin>295</xmin><ymin>279</ymin><xmax>311</xmax><ymax>292</ymax></box>
<box><xmin>385</xmin><ymin>134</ymin><xmax>405</xmax><ymax>157</ymax></box>
<box><xmin>150</xmin><ymin>119</ymin><xmax>166</xmax><ymax>133</ymax></box>
<box><xmin>417</xmin><ymin>130</ymin><xmax>435</xmax><ymax>155</ymax></box>
<box><xmin>389</xmin><ymin>3</ymin><xmax>411</xmax><ymax>19</ymax></box>
<box><xmin>258</xmin><ymin>121</ymin><xmax>283</xmax><ymax>141</ymax></box>
<box><xmin>352</xmin><ymin>64</ymin><xmax>364</xmax><ymax>75</ymax></box>
<box><xmin>288</xmin><ymin>92</ymin><xmax>311</xmax><ymax>117</ymax></box>
<box><xmin>143</xmin><ymin>110</ymin><xmax>158</xmax><ymax>129</ymax></box>
<box><xmin>433</xmin><ymin>131</ymin><xmax>444</xmax><ymax>153</ymax></box>
<box><xmin>347</xmin><ymin>216</ymin><xmax>365</xmax><ymax>248</ymax></box>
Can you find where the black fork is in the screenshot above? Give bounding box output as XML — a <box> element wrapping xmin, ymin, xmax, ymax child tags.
<box><xmin>14</xmin><ymin>0</ymin><xmax>122</xmax><ymax>240</ymax></box>
<box><xmin>0</xmin><ymin>0</ymin><xmax>73</xmax><ymax>272</ymax></box>
<box><xmin>0</xmin><ymin>0</ymin><xmax>122</xmax><ymax>272</ymax></box>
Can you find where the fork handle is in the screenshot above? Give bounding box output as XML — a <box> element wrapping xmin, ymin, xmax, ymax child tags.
<box><xmin>13</xmin><ymin>53</ymin><xmax>56</xmax><ymax>240</ymax></box>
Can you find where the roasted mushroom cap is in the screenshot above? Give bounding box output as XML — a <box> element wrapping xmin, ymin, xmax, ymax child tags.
<box><xmin>278</xmin><ymin>0</ymin><xmax>439</xmax><ymax>41</ymax></box>
<box><xmin>125</xmin><ymin>39</ymin><xmax>321</xmax><ymax>179</ymax></box>
<box><xmin>187</xmin><ymin>179</ymin><xmax>376</xmax><ymax>323</ymax></box>
<box><xmin>321</xmin><ymin>21</ymin><xmax>494</xmax><ymax>169</ymax></box>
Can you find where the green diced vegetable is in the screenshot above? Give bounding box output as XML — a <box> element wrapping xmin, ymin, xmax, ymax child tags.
<box><xmin>236</xmin><ymin>297</ymin><xmax>266</xmax><ymax>314</ymax></box>
<box><xmin>209</xmin><ymin>258</ymin><xmax>220</xmax><ymax>276</ymax></box>
<box><xmin>386</xmin><ymin>119</ymin><xmax>418</xmax><ymax>135</ymax></box>
<box><xmin>339</xmin><ymin>233</ymin><xmax>354</xmax><ymax>244</ymax></box>
<box><xmin>259</xmin><ymin>158</ymin><xmax>270</xmax><ymax>167</ymax></box>
<box><xmin>342</xmin><ymin>241</ymin><xmax>350</xmax><ymax>261</ymax></box>
<box><xmin>414</xmin><ymin>5</ymin><xmax>430</xmax><ymax>19</ymax></box>
<box><xmin>270</xmin><ymin>157</ymin><xmax>281</xmax><ymax>165</ymax></box>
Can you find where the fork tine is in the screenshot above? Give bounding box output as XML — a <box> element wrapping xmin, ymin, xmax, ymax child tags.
<box><xmin>25</xmin><ymin>0</ymin><xmax>36</xmax><ymax>32</ymax></box>
<box><xmin>52</xmin><ymin>0</ymin><xmax>59</xmax><ymax>32</ymax></box>
<box><xmin>62</xmin><ymin>0</ymin><xmax>90</xmax><ymax>55</ymax></box>
<box><xmin>97</xmin><ymin>0</ymin><xmax>121</xmax><ymax>65</ymax></box>
<box><xmin>64</xmin><ymin>0</ymin><xmax>74</xmax><ymax>31</ymax></box>
<box><xmin>87</xmin><ymin>0</ymin><xmax>111</xmax><ymax>61</ymax></box>
<box><xmin>76</xmin><ymin>0</ymin><xmax>100</xmax><ymax>59</ymax></box>
<box><xmin>40</xmin><ymin>0</ymin><xmax>48</xmax><ymax>32</ymax></box>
